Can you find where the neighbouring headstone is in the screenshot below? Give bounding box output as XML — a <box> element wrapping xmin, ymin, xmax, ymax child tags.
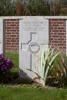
<box><xmin>0</xmin><ymin>18</ymin><xmax>4</xmax><ymax>54</ymax></box>
<box><xmin>19</xmin><ymin>17</ymin><xmax>49</xmax><ymax>81</ymax></box>
<box><xmin>66</xmin><ymin>20</ymin><xmax>67</xmax><ymax>56</ymax></box>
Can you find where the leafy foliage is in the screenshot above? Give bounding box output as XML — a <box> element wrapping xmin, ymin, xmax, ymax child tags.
<box><xmin>0</xmin><ymin>0</ymin><xmax>16</xmax><ymax>16</ymax></box>
<box><xmin>39</xmin><ymin>47</ymin><xmax>60</xmax><ymax>86</ymax></box>
<box><xmin>0</xmin><ymin>54</ymin><xmax>14</xmax><ymax>83</ymax></box>
<box><xmin>0</xmin><ymin>0</ymin><xmax>67</xmax><ymax>16</ymax></box>
<box><xmin>49</xmin><ymin>54</ymin><xmax>67</xmax><ymax>88</ymax></box>
<box><xmin>0</xmin><ymin>54</ymin><xmax>14</xmax><ymax>74</ymax></box>
<box><xmin>27</xmin><ymin>0</ymin><xmax>50</xmax><ymax>15</ymax></box>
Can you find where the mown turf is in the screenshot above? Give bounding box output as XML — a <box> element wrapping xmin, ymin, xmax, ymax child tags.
<box><xmin>0</xmin><ymin>85</ymin><xmax>67</xmax><ymax>100</ymax></box>
<box><xmin>5</xmin><ymin>52</ymin><xmax>19</xmax><ymax>72</ymax></box>
<box><xmin>0</xmin><ymin>53</ymin><xmax>66</xmax><ymax>100</ymax></box>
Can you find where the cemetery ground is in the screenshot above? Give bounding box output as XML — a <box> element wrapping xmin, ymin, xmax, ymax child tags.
<box><xmin>0</xmin><ymin>53</ymin><xmax>67</xmax><ymax>100</ymax></box>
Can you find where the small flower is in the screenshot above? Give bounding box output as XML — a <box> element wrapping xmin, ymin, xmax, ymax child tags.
<box><xmin>1</xmin><ymin>65</ymin><xmax>6</xmax><ymax>71</ymax></box>
<box><xmin>61</xmin><ymin>72</ymin><xmax>63</xmax><ymax>77</ymax></box>
<box><xmin>60</xmin><ymin>69</ymin><xmax>63</xmax><ymax>73</ymax></box>
<box><xmin>56</xmin><ymin>72</ymin><xmax>59</xmax><ymax>77</ymax></box>
<box><xmin>62</xmin><ymin>57</ymin><xmax>65</xmax><ymax>67</ymax></box>
<box><xmin>0</xmin><ymin>54</ymin><xmax>14</xmax><ymax>74</ymax></box>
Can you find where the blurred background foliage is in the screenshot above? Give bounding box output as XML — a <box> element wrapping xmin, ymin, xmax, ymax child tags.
<box><xmin>0</xmin><ymin>0</ymin><xmax>67</xmax><ymax>16</ymax></box>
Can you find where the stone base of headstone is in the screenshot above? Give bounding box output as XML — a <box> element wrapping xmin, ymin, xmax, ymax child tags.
<box><xmin>19</xmin><ymin>69</ymin><xmax>42</xmax><ymax>84</ymax></box>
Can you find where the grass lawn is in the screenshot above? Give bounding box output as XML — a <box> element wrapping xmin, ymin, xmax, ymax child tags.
<box><xmin>5</xmin><ymin>53</ymin><xmax>19</xmax><ymax>72</ymax></box>
<box><xmin>0</xmin><ymin>85</ymin><xmax>67</xmax><ymax>100</ymax></box>
<box><xmin>0</xmin><ymin>53</ymin><xmax>67</xmax><ymax>100</ymax></box>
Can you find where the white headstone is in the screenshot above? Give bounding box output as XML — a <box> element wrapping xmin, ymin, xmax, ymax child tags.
<box><xmin>66</xmin><ymin>20</ymin><xmax>67</xmax><ymax>56</ymax></box>
<box><xmin>0</xmin><ymin>18</ymin><xmax>4</xmax><ymax>54</ymax></box>
<box><xmin>19</xmin><ymin>17</ymin><xmax>49</xmax><ymax>80</ymax></box>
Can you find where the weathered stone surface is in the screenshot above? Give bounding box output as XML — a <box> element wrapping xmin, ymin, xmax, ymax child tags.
<box><xmin>19</xmin><ymin>17</ymin><xmax>49</xmax><ymax>80</ymax></box>
<box><xmin>0</xmin><ymin>18</ymin><xmax>4</xmax><ymax>54</ymax></box>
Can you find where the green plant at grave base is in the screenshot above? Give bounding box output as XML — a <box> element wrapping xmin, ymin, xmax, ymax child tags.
<box><xmin>30</xmin><ymin>46</ymin><xmax>60</xmax><ymax>86</ymax></box>
<box><xmin>49</xmin><ymin>54</ymin><xmax>67</xmax><ymax>88</ymax></box>
<box><xmin>39</xmin><ymin>47</ymin><xmax>60</xmax><ymax>86</ymax></box>
<box><xmin>39</xmin><ymin>46</ymin><xmax>67</xmax><ymax>87</ymax></box>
